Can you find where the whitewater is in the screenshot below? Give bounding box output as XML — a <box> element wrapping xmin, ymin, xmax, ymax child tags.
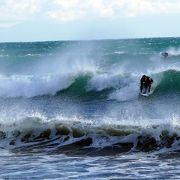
<box><xmin>0</xmin><ymin>38</ymin><xmax>179</xmax><ymax>179</ymax></box>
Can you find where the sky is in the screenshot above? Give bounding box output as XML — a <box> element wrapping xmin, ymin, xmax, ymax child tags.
<box><xmin>0</xmin><ymin>0</ymin><xmax>180</xmax><ymax>42</ymax></box>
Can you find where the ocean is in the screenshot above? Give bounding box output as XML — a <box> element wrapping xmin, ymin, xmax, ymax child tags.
<box><xmin>0</xmin><ymin>38</ymin><xmax>179</xmax><ymax>179</ymax></box>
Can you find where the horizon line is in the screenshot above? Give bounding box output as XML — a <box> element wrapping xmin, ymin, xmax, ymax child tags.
<box><xmin>0</xmin><ymin>36</ymin><xmax>179</xmax><ymax>44</ymax></box>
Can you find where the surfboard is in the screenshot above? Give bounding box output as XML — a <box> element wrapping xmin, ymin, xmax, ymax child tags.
<box><xmin>140</xmin><ymin>90</ymin><xmax>153</xmax><ymax>97</ymax></box>
<box><xmin>140</xmin><ymin>93</ymin><xmax>149</xmax><ymax>97</ymax></box>
<box><xmin>140</xmin><ymin>86</ymin><xmax>154</xmax><ymax>97</ymax></box>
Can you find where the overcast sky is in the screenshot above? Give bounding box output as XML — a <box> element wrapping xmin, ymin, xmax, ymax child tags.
<box><xmin>0</xmin><ymin>0</ymin><xmax>180</xmax><ymax>42</ymax></box>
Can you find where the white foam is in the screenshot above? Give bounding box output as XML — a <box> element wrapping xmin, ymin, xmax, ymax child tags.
<box><xmin>114</xmin><ymin>51</ymin><xmax>125</xmax><ymax>55</ymax></box>
<box><xmin>0</xmin><ymin>74</ymin><xmax>73</xmax><ymax>97</ymax></box>
<box><xmin>88</xmin><ymin>73</ymin><xmax>126</xmax><ymax>91</ymax></box>
<box><xmin>0</xmin><ymin>53</ymin><xmax>98</xmax><ymax>97</ymax></box>
<box><xmin>87</xmin><ymin>67</ymin><xmax>141</xmax><ymax>102</ymax></box>
<box><xmin>167</xmin><ymin>47</ymin><xmax>180</xmax><ymax>56</ymax></box>
<box><xmin>108</xmin><ymin>82</ymin><xmax>139</xmax><ymax>102</ymax></box>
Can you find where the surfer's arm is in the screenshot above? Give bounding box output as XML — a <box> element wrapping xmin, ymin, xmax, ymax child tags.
<box><xmin>149</xmin><ymin>78</ymin><xmax>153</xmax><ymax>84</ymax></box>
<box><xmin>140</xmin><ymin>82</ymin><xmax>143</xmax><ymax>93</ymax></box>
<box><xmin>148</xmin><ymin>82</ymin><xmax>153</xmax><ymax>92</ymax></box>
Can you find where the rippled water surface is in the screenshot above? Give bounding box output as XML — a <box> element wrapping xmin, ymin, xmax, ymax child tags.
<box><xmin>0</xmin><ymin>151</ymin><xmax>179</xmax><ymax>179</ymax></box>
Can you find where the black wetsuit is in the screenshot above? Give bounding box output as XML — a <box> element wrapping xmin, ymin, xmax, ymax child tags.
<box><xmin>140</xmin><ymin>76</ymin><xmax>146</xmax><ymax>93</ymax></box>
<box><xmin>140</xmin><ymin>76</ymin><xmax>153</xmax><ymax>93</ymax></box>
<box><xmin>161</xmin><ymin>52</ymin><xmax>168</xmax><ymax>58</ymax></box>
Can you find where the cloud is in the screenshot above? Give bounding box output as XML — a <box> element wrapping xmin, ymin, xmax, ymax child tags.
<box><xmin>47</xmin><ymin>0</ymin><xmax>115</xmax><ymax>22</ymax></box>
<box><xmin>48</xmin><ymin>0</ymin><xmax>180</xmax><ymax>22</ymax></box>
<box><xmin>0</xmin><ymin>22</ymin><xmax>21</xmax><ymax>28</ymax></box>
<box><xmin>48</xmin><ymin>10</ymin><xmax>86</xmax><ymax>22</ymax></box>
<box><xmin>120</xmin><ymin>0</ymin><xmax>180</xmax><ymax>17</ymax></box>
<box><xmin>1</xmin><ymin>0</ymin><xmax>180</xmax><ymax>26</ymax></box>
<box><xmin>0</xmin><ymin>0</ymin><xmax>41</xmax><ymax>28</ymax></box>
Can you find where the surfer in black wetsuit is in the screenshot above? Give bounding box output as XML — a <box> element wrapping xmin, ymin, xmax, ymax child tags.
<box><xmin>161</xmin><ymin>52</ymin><xmax>168</xmax><ymax>58</ymax></box>
<box><xmin>140</xmin><ymin>75</ymin><xmax>153</xmax><ymax>93</ymax></box>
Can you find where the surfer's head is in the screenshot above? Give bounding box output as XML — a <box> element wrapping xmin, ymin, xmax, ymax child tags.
<box><xmin>142</xmin><ymin>75</ymin><xmax>146</xmax><ymax>80</ymax></box>
<box><xmin>161</xmin><ymin>52</ymin><xmax>168</xmax><ymax>58</ymax></box>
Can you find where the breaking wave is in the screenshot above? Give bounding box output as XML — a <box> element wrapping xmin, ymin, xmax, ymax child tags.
<box><xmin>0</xmin><ymin>117</ymin><xmax>179</xmax><ymax>155</ymax></box>
<box><xmin>0</xmin><ymin>69</ymin><xmax>178</xmax><ymax>100</ymax></box>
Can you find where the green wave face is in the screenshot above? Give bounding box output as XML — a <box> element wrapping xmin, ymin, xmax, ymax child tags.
<box><xmin>154</xmin><ymin>70</ymin><xmax>180</xmax><ymax>93</ymax></box>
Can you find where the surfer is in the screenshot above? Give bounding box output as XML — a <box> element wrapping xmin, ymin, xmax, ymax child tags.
<box><xmin>161</xmin><ymin>52</ymin><xmax>168</xmax><ymax>58</ymax></box>
<box><xmin>140</xmin><ymin>75</ymin><xmax>153</xmax><ymax>94</ymax></box>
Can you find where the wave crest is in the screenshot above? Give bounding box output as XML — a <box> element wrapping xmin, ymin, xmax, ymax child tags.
<box><xmin>0</xmin><ymin>118</ymin><xmax>179</xmax><ymax>155</ymax></box>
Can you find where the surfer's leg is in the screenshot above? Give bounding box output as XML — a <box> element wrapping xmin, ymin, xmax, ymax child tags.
<box><xmin>144</xmin><ymin>84</ymin><xmax>148</xmax><ymax>93</ymax></box>
<box><xmin>140</xmin><ymin>84</ymin><xmax>143</xmax><ymax>93</ymax></box>
<box><xmin>144</xmin><ymin>88</ymin><xmax>147</xmax><ymax>93</ymax></box>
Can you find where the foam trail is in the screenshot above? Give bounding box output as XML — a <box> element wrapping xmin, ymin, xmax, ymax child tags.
<box><xmin>166</xmin><ymin>47</ymin><xmax>180</xmax><ymax>56</ymax></box>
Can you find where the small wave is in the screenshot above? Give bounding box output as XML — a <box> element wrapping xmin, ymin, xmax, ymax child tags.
<box><xmin>24</xmin><ymin>53</ymin><xmax>43</xmax><ymax>57</ymax></box>
<box><xmin>114</xmin><ymin>51</ymin><xmax>125</xmax><ymax>55</ymax></box>
<box><xmin>0</xmin><ymin>54</ymin><xmax>9</xmax><ymax>57</ymax></box>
